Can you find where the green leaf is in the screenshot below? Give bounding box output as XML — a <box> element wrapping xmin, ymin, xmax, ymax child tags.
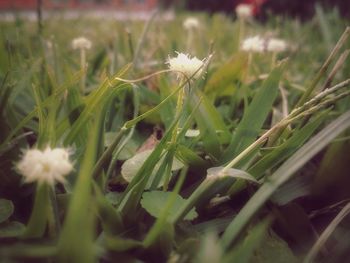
<box><xmin>190</xmin><ymin>89</ymin><xmax>231</xmax><ymax>159</ymax></box>
<box><xmin>104</xmin><ymin>234</ymin><xmax>143</xmax><ymax>252</ymax></box>
<box><xmin>104</xmin><ymin>132</ymin><xmax>138</xmax><ymax>160</ymax></box>
<box><xmin>117</xmin><ymin>118</ymin><xmax>179</xmax><ymax>217</ymax></box>
<box><xmin>141</xmin><ymin>191</ymin><xmax>198</xmax><ymax>221</ymax></box>
<box><xmin>121</xmin><ymin>149</ymin><xmax>183</xmax><ymax>189</ymax></box>
<box><xmin>195</xmin><ymin>233</ymin><xmax>223</xmax><ymax>263</ymax></box>
<box><xmin>0</xmin><ymin>199</ymin><xmax>14</xmax><ymax>223</ymax></box>
<box><xmin>0</xmin><ymin>221</ymin><xmax>25</xmax><ymax>238</ymax></box>
<box><xmin>222</xmin><ymin>63</ymin><xmax>285</xmax><ymax>163</ymax></box>
<box><xmin>176</xmin><ymin>145</ymin><xmax>207</xmax><ymax>168</ymax></box>
<box><xmin>63</xmin><ymin>68</ymin><xmax>129</xmax><ymax>146</ymax></box>
<box><xmin>207</xmin><ymin>167</ymin><xmax>258</xmax><ymax>183</ymax></box>
<box><xmin>21</xmin><ymin>184</ymin><xmax>50</xmax><ymax>239</ymax></box>
<box><xmin>248</xmin><ymin>111</ymin><xmax>328</xmax><ymax>179</ymax></box>
<box><xmin>221</xmin><ymin>110</ymin><xmax>350</xmax><ymax>249</ymax></box>
<box><xmin>249</xmin><ymin>231</ymin><xmax>299</xmax><ymax>263</ymax></box>
<box><xmin>57</xmin><ymin>104</ymin><xmax>106</xmax><ymax>263</ymax></box>
<box><xmin>93</xmin><ymin>183</ymin><xmax>123</xmax><ymax>235</ymax></box>
<box><xmin>222</xmin><ymin>219</ymin><xmax>271</xmax><ymax>263</ymax></box>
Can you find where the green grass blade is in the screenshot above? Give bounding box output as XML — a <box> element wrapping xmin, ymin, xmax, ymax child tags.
<box><xmin>222</xmin><ymin>62</ymin><xmax>285</xmax><ymax>163</ymax></box>
<box><xmin>57</xmin><ymin>106</ymin><xmax>106</xmax><ymax>263</ymax></box>
<box><xmin>191</xmin><ymin>89</ymin><xmax>231</xmax><ymax>159</ymax></box>
<box><xmin>221</xmin><ymin>110</ymin><xmax>350</xmax><ymax>250</ymax></box>
<box><xmin>222</xmin><ymin>218</ymin><xmax>271</xmax><ymax>263</ymax></box>
<box><xmin>248</xmin><ymin>110</ymin><xmax>329</xmax><ymax>179</ymax></box>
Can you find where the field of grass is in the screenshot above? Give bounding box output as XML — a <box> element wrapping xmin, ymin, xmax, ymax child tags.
<box><xmin>0</xmin><ymin>7</ymin><xmax>349</xmax><ymax>263</ymax></box>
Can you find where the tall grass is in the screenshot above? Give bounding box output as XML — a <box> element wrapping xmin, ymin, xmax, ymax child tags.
<box><xmin>0</xmin><ymin>9</ymin><xmax>349</xmax><ymax>263</ymax></box>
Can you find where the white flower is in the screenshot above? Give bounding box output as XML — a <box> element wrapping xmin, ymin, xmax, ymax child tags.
<box><xmin>241</xmin><ymin>36</ymin><xmax>265</xmax><ymax>53</ymax></box>
<box><xmin>17</xmin><ymin>147</ymin><xmax>73</xmax><ymax>186</ymax></box>
<box><xmin>236</xmin><ymin>4</ymin><xmax>253</xmax><ymax>19</ymax></box>
<box><xmin>267</xmin><ymin>38</ymin><xmax>288</xmax><ymax>53</ymax></box>
<box><xmin>72</xmin><ymin>37</ymin><xmax>92</xmax><ymax>50</ymax></box>
<box><xmin>183</xmin><ymin>17</ymin><xmax>200</xmax><ymax>30</ymax></box>
<box><xmin>166</xmin><ymin>52</ymin><xmax>205</xmax><ymax>80</ymax></box>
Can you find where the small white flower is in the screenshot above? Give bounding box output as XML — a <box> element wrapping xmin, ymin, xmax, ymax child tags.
<box><xmin>236</xmin><ymin>4</ymin><xmax>254</xmax><ymax>19</ymax></box>
<box><xmin>72</xmin><ymin>37</ymin><xmax>92</xmax><ymax>50</ymax></box>
<box><xmin>166</xmin><ymin>52</ymin><xmax>205</xmax><ymax>80</ymax></box>
<box><xmin>17</xmin><ymin>147</ymin><xmax>73</xmax><ymax>186</ymax></box>
<box><xmin>241</xmin><ymin>36</ymin><xmax>265</xmax><ymax>53</ymax></box>
<box><xmin>183</xmin><ymin>17</ymin><xmax>200</xmax><ymax>30</ymax></box>
<box><xmin>267</xmin><ymin>38</ymin><xmax>288</xmax><ymax>53</ymax></box>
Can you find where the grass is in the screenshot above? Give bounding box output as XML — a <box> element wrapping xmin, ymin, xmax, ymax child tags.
<box><xmin>0</xmin><ymin>7</ymin><xmax>349</xmax><ymax>263</ymax></box>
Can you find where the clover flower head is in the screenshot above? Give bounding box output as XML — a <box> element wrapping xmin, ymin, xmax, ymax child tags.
<box><xmin>267</xmin><ymin>38</ymin><xmax>288</xmax><ymax>53</ymax></box>
<box><xmin>241</xmin><ymin>36</ymin><xmax>265</xmax><ymax>53</ymax></box>
<box><xmin>236</xmin><ymin>4</ymin><xmax>254</xmax><ymax>19</ymax></box>
<box><xmin>17</xmin><ymin>147</ymin><xmax>73</xmax><ymax>186</ymax></box>
<box><xmin>166</xmin><ymin>52</ymin><xmax>205</xmax><ymax>80</ymax></box>
<box><xmin>183</xmin><ymin>17</ymin><xmax>200</xmax><ymax>30</ymax></box>
<box><xmin>72</xmin><ymin>37</ymin><xmax>92</xmax><ymax>50</ymax></box>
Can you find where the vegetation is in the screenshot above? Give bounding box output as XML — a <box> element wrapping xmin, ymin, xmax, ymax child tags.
<box><xmin>0</xmin><ymin>8</ymin><xmax>349</xmax><ymax>263</ymax></box>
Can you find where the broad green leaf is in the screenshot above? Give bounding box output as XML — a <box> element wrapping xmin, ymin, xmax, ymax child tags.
<box><xmin>171</xmin><ymin>175</ymin><xmax>237</xmax><ymax>224</ymax></box>
<box><xmin>0</xmin><ymin>199</ymin><xmax>14</xmax><ymax>223</ymax></box>
<box><xmin>222</xmin><ymin>63</ymin><xmax>285</xmax><ymax>163</ymax></box>
<box><xmin>117</xmin><ymin>118</ymin><xmax>179</xmax><ymax>216</ymax></box>
<box><xmin>104</xmin><ymin>132</ymin><xmax>138</xmax><ymax>160</ymax></box>
<box><xmin>121</xmin><ymin>149</ymin><xmax>184</xmax><ymax>189</ymax></box>
<box><xmin>141</xmin><ymin>191</ymin><xmax>198</xmax><ymax>221</ymax></box>
<box><xmin>249</xmin><ymin>231</ymin><xmax>299</xmax><ymax>263</ymax></box>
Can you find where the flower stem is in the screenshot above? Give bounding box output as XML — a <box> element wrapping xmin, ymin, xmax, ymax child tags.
<box><xmin>171</xmin><ymin>77</ymin><xmax>186</xmax><ymax>143</ymax></box>
<box><xmin>271</xmin><ymin>51</ymin><xmax>277</xmax><ymax>70</ymax></box>
<box><xmin>22</xmin><ymin>183</ymin><xmax>50</xmax><ymax>239</ymax></box>
<box><xmin>80</xmin><ymin>48</ymin><xmax>86</xmax><ymax>94</ymax></box>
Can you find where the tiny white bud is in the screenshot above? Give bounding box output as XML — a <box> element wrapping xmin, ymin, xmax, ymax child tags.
<box><xmin>236</xmin><ymin>4</ymin><xmax>254</xmax><ymax>19</ymax></box>
<box><xmin>267</xmin><ymin>38</ymin><xmax>288</xmax><ymax>53</ymax></box>
<box><xmin>183</xmin><ymin>17</ymin><xmax>200</xmax><ymax>30</ymax></box>
<box><xmin>241</xmin><ymin>36</ymin><xmax>265</xmax><ymax>53</ymax></box>
<box><xmin>72</xmin><ymin>37</ymin><xmax>92</xmax><ymax>50</ymax></box>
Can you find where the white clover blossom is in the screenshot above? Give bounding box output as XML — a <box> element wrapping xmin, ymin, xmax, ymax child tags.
<box><xmin>267</xmin><ymin>38</ymin><xmax>288</xmax><ymax>53</ymax></box>
<box><xmin>72</xmin><ymin>37</ymin><xmax>92</xmax><ymax>50</ymax></box>
<box><xmin>183</xmin><ymin>17</ymin><xmax>200</xmax><ymax>30</ymax></box>
<box><xmin>236</xmin><ymin>4</ymin><xmax>254</xmax><ymax>19</ymax></box>
<box><xmin>241</xmin><ymin>36</ymin><xmax>265</xmax><ymax>53</ymax></box>
<box><xmin>17</xmin><ymin>147</ymin><xmax>73</xmax><ymax>186</ymax></box>
<box><xmin>166</xmin><ymin>52</ymin><xmax>205</xmax><ymax>80</ymax></box>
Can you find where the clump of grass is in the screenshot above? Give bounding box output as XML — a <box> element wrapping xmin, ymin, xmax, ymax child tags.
<box><xmin>0</xmin><ymin>8</ymin><xmax>349</xmax><ymax>263</ymax></box>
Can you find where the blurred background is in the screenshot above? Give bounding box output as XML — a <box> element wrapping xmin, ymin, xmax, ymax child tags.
<box><xmin>0</xmin><ymin>0</ymin><xmax>349</xmax><ymax>19</ymax></box>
